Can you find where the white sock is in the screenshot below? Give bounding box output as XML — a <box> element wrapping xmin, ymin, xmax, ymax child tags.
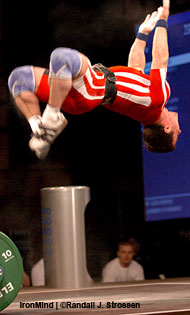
<box><xmin>42</xmin><ymin>104</ymin><xmax>60</xmax><ymax>124</ymax></box>
<box><xmin>28</xmin><ymin>115</ymin><xmax>44</xmax><ymax>136</ymax></box>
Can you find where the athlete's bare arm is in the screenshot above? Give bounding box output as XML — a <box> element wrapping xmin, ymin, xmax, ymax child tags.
<box><xmin>151</xmin><ymin>0</ymin><xmax>170</xmax><ymax>69</ymax></box>
<box><xmin>128</xmin><ymin>5</ymin><xmax>164</xmax><ymax>71</ymax></box>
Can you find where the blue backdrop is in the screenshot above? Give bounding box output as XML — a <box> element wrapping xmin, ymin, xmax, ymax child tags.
<box><xmin>143</xmin><ymin>11</ymin><xmax>190</xmax><ymax>221</ymax></box>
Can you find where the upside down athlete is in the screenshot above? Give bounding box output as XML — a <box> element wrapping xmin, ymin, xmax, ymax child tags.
<box><xmin>8</xmin><ymin>0</ymin><xmax>181</xmax><ymax>160</ymax></box>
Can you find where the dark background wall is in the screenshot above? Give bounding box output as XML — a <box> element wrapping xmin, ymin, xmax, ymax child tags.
<box><xmin>0</xmin><ymin>0</ymin><xmax>190</xmax><ymax>280</ymax></box>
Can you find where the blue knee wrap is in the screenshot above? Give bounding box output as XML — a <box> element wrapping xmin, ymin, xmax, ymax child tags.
<box><xmin>49</xmin><ymin>47</ymin><xmax>81</xmax><ymax>79</ymax></box>
<box><xmin>8</xmin><ymin>66</ymin><xmax>35</xmax><ymax>97</ymax></box>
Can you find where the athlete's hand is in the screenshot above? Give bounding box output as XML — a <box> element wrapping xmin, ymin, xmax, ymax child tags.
<box><xmin>160</xmin><ymin>0</ymin><xmax>170</xmax><ymax>20</ymax></box>
<box><xmin>139</xmin><ymin>10</ymin><xmax>162</xmax><ymax>34</ymax></box>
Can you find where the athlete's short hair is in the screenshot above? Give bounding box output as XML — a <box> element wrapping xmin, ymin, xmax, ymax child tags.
<box><xmin>143</xmin><ymin>124</ymin><xmax>176</xmax><ymax>153</ymax></box>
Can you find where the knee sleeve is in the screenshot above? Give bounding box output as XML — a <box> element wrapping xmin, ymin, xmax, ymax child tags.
<box><xmin>49</xmin><ymin>47</ymin><xmax>81</xmax><ymax>79</ymax></box>
<box><xmin>8</xmin><ymin>66</ymin><xmax>35</xmax><ymax>97</ymax></box>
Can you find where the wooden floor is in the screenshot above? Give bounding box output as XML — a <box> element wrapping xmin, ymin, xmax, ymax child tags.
<box><xmin>2</xmin><ymin>278</ymin><xmax>190</xmax><ymax>314</ymax></box>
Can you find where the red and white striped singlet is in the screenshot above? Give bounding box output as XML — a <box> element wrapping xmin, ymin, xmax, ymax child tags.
<box><xmin>35</xmin><ymin>62</ymin><xmax>170</xmax><ymax>125</ymax></box>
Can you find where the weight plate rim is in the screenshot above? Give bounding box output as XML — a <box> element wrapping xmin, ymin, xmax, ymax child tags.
<box><xmin>0</xmin><ymin>232</ymin><xmax>23</xmax><ymax>311</ymax></box>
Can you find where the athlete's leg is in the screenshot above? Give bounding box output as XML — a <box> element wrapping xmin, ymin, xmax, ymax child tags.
<box><xmin>8</xmin><ymin>66</ymin><xmax>46</xmax><ymax>136</ymax></box>
<box><xmin>14</xmin><ymin>92</ymin><xmax>41</xmax><ymax>120</ymax></box>
<box><xmin>41</xmin><ymin>48</ymin><xmax>89</xmax><ymax>125</ymax></box>
<box><xmin>29</xmin><ymin>48</ymin><xmax>89</xmax><ymax>159</ymax></box>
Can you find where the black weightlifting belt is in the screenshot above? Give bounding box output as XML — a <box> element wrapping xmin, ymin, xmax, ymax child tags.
<box><xmin>92</xmin><ymin>63</ymin><xmax>117</xmax><ymax>105</ymax></box>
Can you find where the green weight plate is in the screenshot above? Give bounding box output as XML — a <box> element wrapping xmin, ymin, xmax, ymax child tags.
<box><xmin>0</xmin><ymin>265</ymin><xmax>4</xmax><ymax>283</ymax></box>
<box><xmin>0</xmin><ymin>232</ymin><xmax>23</xmax><ymax>311</ymax></box>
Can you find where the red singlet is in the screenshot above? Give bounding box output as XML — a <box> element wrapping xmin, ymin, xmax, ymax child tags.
<box><xmin>35</xmin><ymin>62</ymin><xmax>170</xmax><ymax>125</ymax></box>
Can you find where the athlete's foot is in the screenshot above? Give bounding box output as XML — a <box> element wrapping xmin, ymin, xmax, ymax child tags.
<box><xmin>29</xmin><ymin>113</ymin><xmax>68</xmax><ymax>160</ymax></box>
<box><xmin>29</xmin><ymin>136</ymin><xmax>51</xmax><ymax>160</ymax></box>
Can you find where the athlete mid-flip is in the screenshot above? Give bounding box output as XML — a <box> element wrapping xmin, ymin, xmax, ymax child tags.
<box><xmin>8</xmin><ymin>0</ymin><xmax>180</xmax><ymax>159</ymax></box>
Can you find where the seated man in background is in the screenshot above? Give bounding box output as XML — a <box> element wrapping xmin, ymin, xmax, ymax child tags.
<box><xmin>102</xmin><ymin>241</ymin><xmax>144</xmax><ymax>282</ymax></box>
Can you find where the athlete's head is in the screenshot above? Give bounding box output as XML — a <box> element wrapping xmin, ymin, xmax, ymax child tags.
<box><xmin>143</xmin><ymin>110</ymin><xmax>181</xmax><ymax>153</ymax></box>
